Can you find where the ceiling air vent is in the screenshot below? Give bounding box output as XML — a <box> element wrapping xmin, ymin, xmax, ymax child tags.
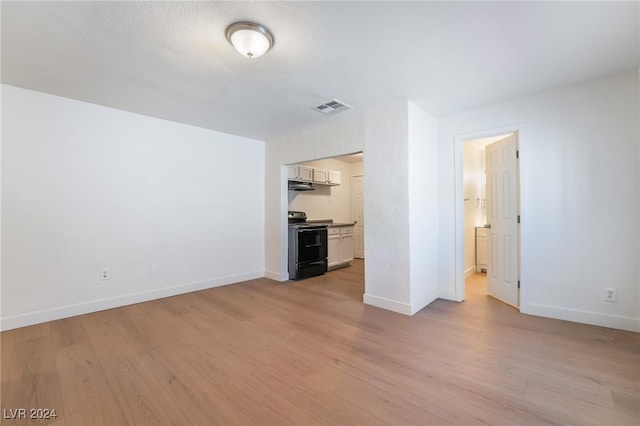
<box><xmin>312</xmin><ymin>99</ymin><xmax>353</xmax><ymax>116</ymax></box>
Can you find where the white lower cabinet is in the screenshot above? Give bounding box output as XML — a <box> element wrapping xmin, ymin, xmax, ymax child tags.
<box><xmin>341</xmin><ymin>232</ymin><xmax>354</xmax><ymax>264</ymax></box>
<box><xmin>328</xmin><ymin>231</ymin><xmax>341</xmax><ymax>269</ymax></box>
<box><xmin>327</xmin><ymin>226</ymin><xmax>354</xmax><ymax>270</ymax></box>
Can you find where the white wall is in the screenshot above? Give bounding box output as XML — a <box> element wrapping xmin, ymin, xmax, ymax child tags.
<box><xmin>265</xmin><ymin>116</ymin><xmax>365</xmax><ymax>280</ymax></box>
<box><xmin>438</xmin><ymin>70</ymin><xmax>640</xmax><ymax>332</ymax></box>
<box><xmin>267</xmin><ymin>102</ymin><xmax>440</xmax><ymax>316</ymax></box>
<box><xmin>287</xmin><ymin>158</ymin><xmax>353</xmax><ymax>223</ymax></box>
<box><xmin>7</xmin><ymin>75</ymin><xmax>633</xmax><ymax>333</ymax></box>
<box><xmin>1</xmin><ymin>85</ymin><xmax>265</xmax><ymax>331</ymax></box>
<box><xmin>350</xmin><ymin>160</ymin><xmax>364</xmax><ymax>178</ymax></box>
<box><xmin>361</xmin><ymin>103</ymin><xmax>412</xmax><ymax>310</ymax></box>
<box><xmin>407</xmin><ymin>103</ymin><xmax>440</xmax><ymax>313</ymax></box>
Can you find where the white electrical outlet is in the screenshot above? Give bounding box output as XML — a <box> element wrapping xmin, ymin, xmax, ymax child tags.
<box><xmin>604</xmin><ymin>287</ymin><xmax>617</xmax><ymax>302</ymax></box>
<box><xmin>150</xmin><ymin>261</ymin><xmax>159</xmax><ymax>274</ymax></box>
<box><xmin>101</xmin><ymin>269</ymin><xmax>110</xmax><ymax>281</ymax></box>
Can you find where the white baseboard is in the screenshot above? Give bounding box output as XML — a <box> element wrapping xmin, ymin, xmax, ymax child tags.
<box><xmin>265</xmin><ymin>270</ymin><xmax>289</xmax><ymax>281</ymax></box>
<box><xmin>439</xmin><ymin>288</ymin><xmax>463</xmax><ymax>302</ymax></box>
<box><xmin>464</xmin><ymin>266</ymin><xmax>476</xmax><ymax>278</ymax></box>
<box><xmin>523</xmin><ymin>303</ymin><xmax>640</xmax><ymax>333</ymax></box>
<box><xmin>363</xmin><ymin>293</ymin><xmax>413</xmax><ymax>315</ymax></box>
<box><xmin>365</xmin><ymin>289</ymin><xmax>447</xmax><ymax>316</ymax></box>
<box><xmin>410</xmin><ymin>288</ymin><xmax>440</xmax><ymax>315</ymax></box>
<box><xmin>0</xmin><ymin>270</ymin><xmax>264</xmax><ymax>331</ymax></box>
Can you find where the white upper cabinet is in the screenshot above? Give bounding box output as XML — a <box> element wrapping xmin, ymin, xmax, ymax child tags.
<box><xmin>298</xmin><ymin>166</ymin><xmax>313</xmax><ymax>182</ymax></box>
<box><xmin>312</xmin><ymin>168</ymin><xmax>329</xmax><ymax>184</ymax></box>
<box><xmin>287</xmin><ymin>165</ymin><xmax>297</xmax><ymax>180</ymax></box>
<box><xmin>327</xmin><ymin>170</ymin><xmax>341</xmax><ymax>185</ymax></box>
<box><xmin>290</xmin><ymin>164</ymin><xmax>341</xmax><ymax>186</ymax></box>
<box><xmin>312</xmin><ymin>168</ymin><xmax>341</xmax><ymax>186</ymax></box>
<box><xmin>288</xmin><ymin>165</ymin><xmax>313</xmax><ymax>182</ymax></box>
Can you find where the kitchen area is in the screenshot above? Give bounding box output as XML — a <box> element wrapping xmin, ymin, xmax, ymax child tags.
<box><xmin>287</xmin><ymin>154</ymin><xmax>363</xmax><ymax>280</ymax></box>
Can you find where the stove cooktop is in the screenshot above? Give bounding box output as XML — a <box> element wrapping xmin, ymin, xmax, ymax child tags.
<box><xmin>288</xmin><ymin>222</ymin><xmax>327</xmax><ymax>229</ymax></box>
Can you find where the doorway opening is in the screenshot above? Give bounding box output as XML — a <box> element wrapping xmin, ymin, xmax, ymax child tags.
<box><xmin>458</xmin><ymin>131</ymin><xmax>520</xmax><ymax>308</ymax></box>
<box><xmin>285</xmin><ymin>151</ymin><xmax>365</xmax><ymax>292</ymax></box>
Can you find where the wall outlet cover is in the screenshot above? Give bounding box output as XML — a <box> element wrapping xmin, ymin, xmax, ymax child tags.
<box><xmin>604</xmin><ymin>287</ymin><xmax>617</xmax><ymax>302</ymax></box>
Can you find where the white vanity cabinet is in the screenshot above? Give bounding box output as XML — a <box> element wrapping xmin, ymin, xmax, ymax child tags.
<box><xmin>327</xmin><ymin>225</ymin><xmax>354</xmax><ymax>270</ymax></box>
<box><xmin>476</xmin><ymin>226</ymin><xmax>488</xmax><ymax>273</ymax></box>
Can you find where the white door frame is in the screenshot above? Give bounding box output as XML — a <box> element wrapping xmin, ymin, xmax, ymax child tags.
<box><xmin>453</xmin><ymin>124</ymin><xmax>527</xmax><ymax>308</ymax></box>
<box><xmin>350</xmin><ymin>174</ymin><xmax>365</xmax><ymax>259</ymax></box>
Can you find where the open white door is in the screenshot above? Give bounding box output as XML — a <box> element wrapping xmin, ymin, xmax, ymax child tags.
<box><xmin>351</xmin><ymin>175</ymin><xmax>365</xmax><ymax>259</ymax></box>
<box><xmin>485</xmin><ymin>134</ymin><xmax>519</xmax><ymax>307</ymax></box>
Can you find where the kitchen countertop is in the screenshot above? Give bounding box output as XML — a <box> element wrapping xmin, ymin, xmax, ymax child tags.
<box><xmin>307</xmin><ymin>219</ymin><xmax>355</xmax><ymax>228</ymax></box>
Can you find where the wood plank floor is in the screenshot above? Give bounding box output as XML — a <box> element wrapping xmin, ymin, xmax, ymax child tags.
<box><xmin>1</xmin><ymin>261</ymin><xmax>639</xmax><ymax>425</ymax></box>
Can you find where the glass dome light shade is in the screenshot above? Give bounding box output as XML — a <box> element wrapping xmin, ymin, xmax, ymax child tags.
<box><xmin>225</xmin><ymin>22</ymin><xmax>274</xmax><ymax>59</ymax></box>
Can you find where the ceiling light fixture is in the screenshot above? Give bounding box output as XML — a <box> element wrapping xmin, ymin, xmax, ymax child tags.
<box><xmin>225</xmin><ymin>21</ymin><xmax>274</xmax><ymax>59</ymax></box>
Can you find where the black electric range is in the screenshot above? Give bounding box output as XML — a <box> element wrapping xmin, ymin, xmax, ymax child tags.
<box><xmin>287</xmin><ymin>211</ymin><xmax>328</xmax><ymax>280</ymax></box>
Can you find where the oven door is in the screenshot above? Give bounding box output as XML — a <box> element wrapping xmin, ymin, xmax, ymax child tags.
<box><xmin>295</xmin><ymin>260</ymin><xmax>328</xmax><ymax>280</ymax></box>
<box><xmin>296</xmin><ymin>227</ymin><xmax>328</xmax><ymax>263</ymax></box>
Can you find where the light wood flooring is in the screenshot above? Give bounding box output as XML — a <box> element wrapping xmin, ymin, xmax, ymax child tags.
<box><xmin>1</xmin><ymin>262</ymin><xmax>639</xmax><ymax>425</ymax></box>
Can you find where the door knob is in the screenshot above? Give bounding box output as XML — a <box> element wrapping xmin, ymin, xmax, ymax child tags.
<box><xmin>484</xmin><ymin>224</ymin><xmax>491</xmax><ymax>228</ymax></box>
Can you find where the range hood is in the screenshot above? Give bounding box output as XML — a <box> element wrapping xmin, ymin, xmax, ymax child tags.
<box><xmin>288</xmin><ymin>181</ymin><xmax>315</xmax><ymax>191</ymax></box>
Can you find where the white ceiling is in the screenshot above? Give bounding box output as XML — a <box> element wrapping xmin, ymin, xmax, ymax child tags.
<box><xmin>2</xmin><ymin>1</ymin><xmax>638</xmax><ymax>141</ymax></box>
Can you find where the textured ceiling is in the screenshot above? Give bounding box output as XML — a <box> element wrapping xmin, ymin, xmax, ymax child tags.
<box><xmin>2</xmin><ymin>1</ymin><xmax>638</xmax><ymax>141</ymax></box>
